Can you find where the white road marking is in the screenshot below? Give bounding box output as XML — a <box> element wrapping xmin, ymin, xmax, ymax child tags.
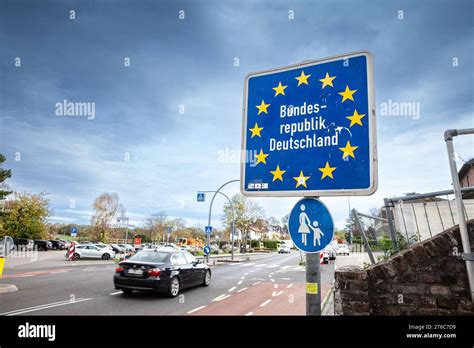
<box><xmin>1</xmin><ymin>298</ymin><xmax>93</xmax><ymax>316</ymax></box>
<box><xmin>274</xmin><ymin>284</ymin><xmax>278</xmax><ymax>289</ymax></box>
<box><xmin>228</xmin><ymin>287</ymin><xmax>236</xmax><ymax>292</ymax></box>
<box><xmin>286</xmin><ymin>283</ymin><xmax>294</xmax><ymax>289</ymax></box>
<box><xmin>237</xmin><ymin>280</ymin><xmax>243</xmax><ymax>285</ymax></box>
<box><xmin>279</xmin><ymin>265</ymin><xmax>292</xmax><ymax>270</ymax></box>
<box><xmin>110</xmin><ymin>291</ymin><xmax>123</xmax><ymax>295</ymax></box>
<box><xmin>240</xmin><ymin>263</ymin><xmax>255</xmax><ymax>267</ymax></box>
<box><xmin>240</xmin><ymin>276</ymin><xmax>245</xmax><ymax>279</ymax></box>
<box><xmin>245</xmin><ymin>312</ymin><xmax>254</xmax><ymax>316</ymax></box>
<box><xmin>252</xmin><ymin>281</ymin><xmax>261</xmax><ymax>286</ymax></box>
<box><xmin>212</xmin><ymin>294</ymin><xmax>231</xmax><ymax>302</ymax></box>
<box><xmin>268</xmin><ymin>275</ymin><xmax>272</xmax><ymax>278</ymax></box>
<box><xmin>244</xmin><ymin>272</ymin><xmax>249</xmax><ymax>276</ymax></box>
<box><xmin>237</xmin><ymin>287</ymin><xmax>248</xmax><ymax>293</ymax></box>
<box><xmin>260</xmin><ymin>299</ymin><xmax>272</xmax><ymax>307</ymax></box>
<box><xmin>270</xmin><ymin>278</ymin><xmax>275</xmax><ymax>283</ymax></box>
<box><xmin>254</xmin><ymin>264</ymin><xmax>267</xmax><ymax>267</ymax></box>
<box><xmin>187</xmin><ymin>305</ymin><xmax>207</xmax><ymax>314</ymax></box>
<box><xmin>280</xmin><ymin>277</ymin><xmax>292</xmax><ymax>280</ymax></box>
<box><xmin>266</xmin><ymin>264</ymin><xmax>280</xmax><ymax>268</ymax></box>
<box><xmin>272</xmin><ymin>291</ymin><xmax>283</xmax><ymax>297</ymax></box>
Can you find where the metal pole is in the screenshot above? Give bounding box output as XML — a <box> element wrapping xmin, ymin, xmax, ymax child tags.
<box><xmin>352</xmin><ymin>209</ymin><xmax>376</xmax><ymax>265</ymax></box>
<box><xmin>445</xmin><ymin>128</ymin><xmax>474</xmax><ymax>302</ymax></box>
<box><xmin>207</xmin><ymin>180</ymin><xmax>239</xmax><ymax>263</ymax></box>
<box><xmin>384</xmin><ymin>198</ymin><xmax>399</xmax><ymax>252</ymax></box>
<box><xmin>306</xmin><ymin>252</ymin><xmax>321</xmax><ymax>315</ymax></box>
<box><xmin>125</xmin><ymin>218</ymin><xmax>129</xmax><ymax>245</ymax></box>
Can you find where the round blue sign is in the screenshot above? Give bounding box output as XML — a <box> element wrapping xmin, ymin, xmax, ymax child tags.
<box><xmin>289</xmin><ymin>198</ymin><xmax>334</xmax><ymax>253</ymax></box>
<box><xmin>203</xmin><ymin>245</ymin><xmax>211</xmax><ymax>255</ymax></box>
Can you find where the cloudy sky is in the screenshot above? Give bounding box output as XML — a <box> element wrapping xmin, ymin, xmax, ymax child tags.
<box><xmin>0</xmin><ymin>0</ymin><xmax>472</xmax><ymax>230</ymax></box>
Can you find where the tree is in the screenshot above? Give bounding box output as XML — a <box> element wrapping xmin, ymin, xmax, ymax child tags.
<box><xmin>1</xmin><ymin>192</ymin><xmax>50</xmax><ymax>239</ymax></box>
<box><xmin>90</xmin><ymin>193</ymin><xmax>122</xmax><ymax>242</ymax></box>
<box><xmin>222</xmin><ymin>194</ymin><xmax>265</xmax><ymax>252</ymax></box>
<box><xmin>145</xmin><ymin>212</ymin><xmax>168</xmax><ymax>242</ymax></box>
<box><xmin>0</xmin><ymin>154</ymin><xmax>12</xmax><ymax>221</ymax></box>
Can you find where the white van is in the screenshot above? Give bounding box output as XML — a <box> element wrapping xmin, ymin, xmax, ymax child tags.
<box><xmin>280</xmin><ymin>240</ymin><xmax>294</xmax><ymax>249</ymax></box>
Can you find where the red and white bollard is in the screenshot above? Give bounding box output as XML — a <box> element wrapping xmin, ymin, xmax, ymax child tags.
<box><xmin>68</xmin><ymin>242</ymin><xmax>77</xmax><ymax>261</ymax></box>
<box><xmin>320</xmin><ymin>252</ymin><xmax>324</xmax><ymax>265</ymax></box>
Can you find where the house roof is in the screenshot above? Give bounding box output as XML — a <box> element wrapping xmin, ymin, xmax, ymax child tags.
<box><xmin>459</xmin><ymin>158</ymin><xmax>474</xmax><ymax>181</ymax></box>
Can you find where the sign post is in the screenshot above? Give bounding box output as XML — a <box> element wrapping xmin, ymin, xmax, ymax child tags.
<box><xmin>240</xmin><ymin>51</ymin><xmax>376</xmax><ymax>316</ymax></box>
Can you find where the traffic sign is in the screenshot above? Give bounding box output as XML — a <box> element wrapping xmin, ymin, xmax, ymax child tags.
<box><xmin>204</xmin><ymin>226</ymin><xmax>212</xmax><ymax>234</ymax></box>
<box><xmin>70</xmin><ymin>227</ymin><xmax>77</xmax><ymax>237</ymax></box>
<box><xmin>241</xmin><ymin>51</ymin><xmax>377</xmax><ymax>197</ymax></box>
<box><xmin>197</xmin><ymin>192</ymin><xmax>205</xmax><ymax>202</ymax></box>
<box><xmin>288</xmin><ymin>198</ymin><xmax>334</xmax><ymax>253</ymax></box>
<box><xmin>203</xmin><ymin>245</ymin><xmax>211</xmax><ymax>255</ymax></box>
<box><xmin>167</xmin><ymin>227</ymin><xmax>172</xmax><ymax>234</ymax></box>
<box><xmin>134</xmin><ymin>237</ymin><xmax>141</xmax><ymax>246</ymax></box>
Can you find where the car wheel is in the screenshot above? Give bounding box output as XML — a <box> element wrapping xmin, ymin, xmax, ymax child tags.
<box><xmin>102</xmin><ymin>253</ymin><xmax>110</xmax><ymax>260</ymax></box>
<box><xmin>168</xmin><ymin>277</ymin><xmax>180</xmax><ymax>297</ymax></box>
<box><xmin>202</xmin><ymin>270</ymin><xmax>211</xmax><ymax>287</ymax></box>
<box><xmin>72</xmin><ymin>253</ymin><xmax>80</xmax><ymax>260</ymax></box>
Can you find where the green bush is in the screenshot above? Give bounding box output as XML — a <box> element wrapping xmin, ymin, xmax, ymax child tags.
<box><xmin>262</xmin><ymin>240</ymin><xmax>278</xmax><ymax>250</ymax></box>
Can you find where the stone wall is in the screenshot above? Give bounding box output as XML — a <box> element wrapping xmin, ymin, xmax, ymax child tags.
<box><xmin>334</xmin><ymin>220</ymin><xmax>474</xmax><ymax>315</ymax></box>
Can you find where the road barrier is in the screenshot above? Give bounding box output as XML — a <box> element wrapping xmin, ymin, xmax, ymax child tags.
<box><xmin>67</xmin><ymin>242</ymin><xmax>76</xmax><ymax>260</ymax></box>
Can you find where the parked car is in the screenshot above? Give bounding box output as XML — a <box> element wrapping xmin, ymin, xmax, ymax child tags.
<box><xmin>109</xmin><ymin>244</ymin><xmax>125</xmax><ymax>254</ymax></box>
<box><xmin>59</xmin><ymin>240</ymin><xmax>72</xmax><ymax>248</ymax></box>
<box><xmin>66</xmin><ymin>245</ymin><xmax>115</xmax><ymax>260</ymax></box>
<box><xmin>34</xmin><ymin>240</ymin><xmax>52</xmax><ymax>251</ymax></box>
<box><xmin>114</xmin><ymin>249</ymin><xmax>211</xmax><ymax>297</ymax></box>
<box><xmin>321</xmin><ymin>250</ymin><xmax>329</xmax><ymax>264</ymax></box>
<box><xmin>278</xmin><ymin>244</ymin><xmax>291</xmax><ymax>254</ymax></box>
<box><xmin>93</xmin><ymin>243</ymin><xmax>114</xmax><ymax>252</ymax></box>
<box><xmin>14</xmin><ymin>238</ymin><xmax>34</xmax><ymax>251</ymax></box>
<box><xmin>324</xmin><ymin>245</ymin><xmax>337</xmax><ymax>260</ymax></box>
<box><xmin>118</xmin><ymin>244</ymin><xmax>135</xmax><ymax>252</ymax></box>
<box><xmin>49</xmin><ymin>240</ymin><xmax>66</xmax><ymax>250</ymax></box>
<box><xmin>336</xmin><ymin>244</ymin><xmax>350</xmax><ymax>256</ymax></box>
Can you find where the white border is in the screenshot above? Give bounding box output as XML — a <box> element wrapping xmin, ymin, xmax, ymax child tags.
<box><xmin>240</xmin><ymin>50</ymin><xmax>377</xmax><ymax>197</ymax></box>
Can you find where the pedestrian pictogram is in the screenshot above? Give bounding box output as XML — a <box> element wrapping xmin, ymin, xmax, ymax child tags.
<box><xmin>289</xmin><ymin>198</ymin><xmax>334</xmax><ymax>253</ymax></box>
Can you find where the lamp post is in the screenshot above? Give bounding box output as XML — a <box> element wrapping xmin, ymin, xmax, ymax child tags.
<box><xmin>199</xmin><ymin>180</ymin><xmax>239</xmax><ymax>263</ymax></box>
<box><xmin>117</xmin><ymin>216</ymin><xmax>129</xmax><ymax>244</ymax></box>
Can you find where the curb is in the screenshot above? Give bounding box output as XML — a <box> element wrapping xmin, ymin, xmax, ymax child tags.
<box><xmin>0</xmin><ymin>284</ymin><xmax>18</xmax><ymax>294</ymax></box>
<box><xmin>321</xmin><ymin>287</ymin><xmax>333</xmax><ymax>314</ymax></box>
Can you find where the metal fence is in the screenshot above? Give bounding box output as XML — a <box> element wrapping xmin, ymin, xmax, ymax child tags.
<box><xmin>375</xmin><ymin>186</ymin><xmax>474</xmax><ymax>247</ymax></box>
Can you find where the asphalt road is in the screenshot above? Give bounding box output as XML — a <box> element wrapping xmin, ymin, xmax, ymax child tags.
<box><xmin>0</xmin><ymin>251</ymin><xmax>335</xmax><ymax>315</ymax></box>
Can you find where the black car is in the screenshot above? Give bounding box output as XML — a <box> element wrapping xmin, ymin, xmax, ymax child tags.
<box><xmin>49</xmin><ymin>240</ymin><xmax>66</xmax><ymax>250</ymax></box>
<box><xmin>114</xmin><ymin>249</ymin><xmax>211</xmax><ymax>297</ymax></box>
<box><xmin>14</xmin><ymin>238</ymin><xmax>34</xmax><ymax>251</ymax></box>
<box><xmin>34</xmin><ymin>240</ymin><xmax>52</xmax><ymax>251</ymax></box>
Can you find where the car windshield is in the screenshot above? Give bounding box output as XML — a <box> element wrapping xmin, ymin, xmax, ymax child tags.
<box><xmin>130</xmin><ymin>251</ymin><xmax>168</xmax><ymax>263</ymax></box>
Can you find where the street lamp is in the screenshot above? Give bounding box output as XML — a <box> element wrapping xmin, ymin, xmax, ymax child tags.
<box><xmin>117</xmin><ymin>216</ymin><xmax>129</xmax><ymax>244</ymax></box>
<box><xmin>198</xmin><ymin>179</ymin><xmax>239</xmax><ymax>262</ymax></box>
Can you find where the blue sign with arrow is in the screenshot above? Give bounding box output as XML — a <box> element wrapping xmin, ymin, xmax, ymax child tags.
<box><xmin>204</xmin><ymin>226</ymin><xmax>212</xmax><ymax>235</ymax></box>
<box><xmin>241</xmin><ymin>51</ymin><xmax>377</xmax><ymax>197</ymax></box>
<box><xmin>203</xmin><ymin>245</ymin><xmax>211</xmax><ymax>255</ymax></box>
<box><xmin>288</xmin><ymin>198</ymin><xmax>334</xmax><ymax>253</ymax></box>
<box><xmin>71</xmin><ymin>227</ymin><xmax>77</xmax><ymax>237</ymax></box>
<box><xmin>197</xmin><ymin>192</ymin><xmax>205</xmax><ymax>202</ymax></box>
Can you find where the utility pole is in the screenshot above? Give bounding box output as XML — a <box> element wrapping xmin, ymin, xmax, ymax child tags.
<box><xmin>306</xmin><ymin>252</ymin><xmax>321</xmax><ymax>315</ymax></box>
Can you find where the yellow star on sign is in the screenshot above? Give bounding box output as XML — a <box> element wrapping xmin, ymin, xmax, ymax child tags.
<box><xmin>249</xmin><ymin>122</ymin><xmax>263</xmax><ymax>138</ymax></box>
<box><xmin>270</xmin><ymin>165</ymin><xmax>286</xmax><ymax>182</ymax></box>
<box><xmin>346</xmin><ymin>109</ymin><xmax>366</xmax><ymax>127</ymax></box>
<box><xmin>256</xmin><ymin>100</ymin><xmax>270</xmax><ymax>115</ymax></box>
<box><xmin>272</xmin><ymin>82</ymin><xmax>288</xmax><ymax>97</ymax></box>
<box><xmin>339</xmin><ymin>140</ymin><xmax>359</xmax><ymax>159</ymax></box>
<box><xmin>318</xmin><ymin>162</ymin><xmax>337</xmax><ymax>180</ymax></box>
<box><xmin>255</xmin><ymin>148</ymin><xmax>269</xmax><ymax>165</ymax></box>
<box><xmin>338</xmin><ymin>85</ymin><xmax>357</xmax><ymax>102</ymax></box>
<box><xmin>319</xmin><ymin>72</ymin><xmax>336</xmax><ymax>89</ymax></box>
<box><xmin>295</xmin><ymin>70</ymin><xmax>311</xmax><ymax>86</ymax></box>
<box><xmin>293</xmin><ymin>170</ymin><xmax>310</xmax><ymax>188</ymax></box>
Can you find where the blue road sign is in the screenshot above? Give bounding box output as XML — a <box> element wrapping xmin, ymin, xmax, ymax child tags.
<box><xmin>204</xmin><ymin>226</ymin><xmax>212</xmax><ymax>234</ymax></box>
<box><xmin>241</xmin><ymin>51</ymin><xmax>377</xmax><ymax>197</ymax></box>
<box><xmin>71</xmin><ymin>227</ymin><xmax>77</xmax><ymax>237</ymax></box>
<box><xmin>288</xmin><ymin>198</ymin><xmax>334</xmax><ymax>253</ymax></box>
<box><xmin>203</xmin><ymin>245</ymin><xmax>211</xmax><ymax>255</ymax></box>
<box><xmin>197</xmin><ymin>192</ymin><xmax>205</xmax><ymax>202</ymax></box>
